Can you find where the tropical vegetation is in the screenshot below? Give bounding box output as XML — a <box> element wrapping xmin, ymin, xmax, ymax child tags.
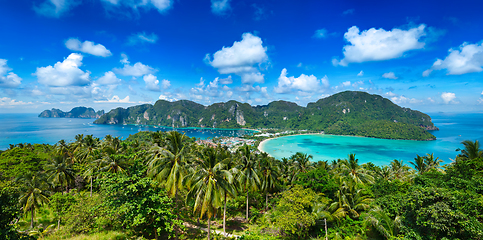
<box><xmin>1</xmin><ymin>132</ymin><xmax>482</xmax><ymax>240</ymax></box>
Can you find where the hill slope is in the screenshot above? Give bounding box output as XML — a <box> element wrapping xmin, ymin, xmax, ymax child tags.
<box><xmin>94</xmin><ymin>91</ymin><xmax>438</xmax><ymax>140</ymax></box>
<box><xmin>39</xmin><ymin>107</ymin><xmax>104</xmax><ymax>118</ymax></box>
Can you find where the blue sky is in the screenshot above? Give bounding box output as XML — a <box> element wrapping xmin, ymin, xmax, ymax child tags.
<box><xmin>1</xmin><ymin>0</ymin><xmax>483</xmax><ymax>113</ymax></box>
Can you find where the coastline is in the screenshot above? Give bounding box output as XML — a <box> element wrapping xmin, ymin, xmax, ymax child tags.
<box><xmin>257</xmin><ymin>133</ymin><xmax>324</xmax><ymax>155</ymax></box>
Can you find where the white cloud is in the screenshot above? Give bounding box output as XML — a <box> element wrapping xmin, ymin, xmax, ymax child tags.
<box><xmin>101</xmin><ymin>0</ymin><xmax>172</xmax><ymax>13</ymax></box>
<box><xmin>382</xmin><ymin>72</ymin><xmax>398</xmax><ymax>79</ymax></box>
<box><xmin>0</xmin><ymin>97</ymin><xmax>33</xmax><ymax>107</ymax></box>
<box><xmin>390</xmin><ymin>95</ymin><xmax>422</xmax><ymax>104</ymax></box>
<box><xmin>274</xmin><ymin>68</ymin><xmax>330</xmax><ymax>94</ymax></box>
<box><xmin>357</xmin><ymin>70</ymin><xmax>364</xmax><ymax>77</ymax></box>
<box><xmin>94</xmin><ymin>95</ymin><xmax>133</xmax><ymax>103</ymax></box>
<box><xmin>218</xmin><ymin>76</ymin><xmax>233</xmax><ymax>84</ymax></box>
<box><xmin>33</xmin><ymin>0</ymin><xmax>80</xmax><ymax>18</ymax></box>
<box><xmin>143</xmin><ymin>74</ymin><xmax>169</xmax><ymax>91</ymax></box>
<box><xmin>65</xmin><ymin>38</ymin><xmax>112</xmax><ymax>57</ymax></box>
<box><xmin>423</xmin><ymin>42</ymin><xmax>483</xmax><ymax>76</ymax></box>
<box><xmin>237</xmin><ymin>85</ymin><xmax>260</xmax><ymax>92</ymax></box>
<box><xmin>127</xmin><ymin>32</ymin><xmax>158</xmax><ymax>45</ymax></box>
<box><xmin>240</xmin><ymin>72</ymin><xmax>264</xmax><ymax>84</ymax></box>
<box><xmin>115</xmin><ymin>54</ymin><xmax>155</xmax><ymax>77</ymax></box>
<box><xmin>441</xmin><ymin>92</ymin><xmax>456</xmax><ymax>104</ymax></box>
<box><xmin>335</xmin><ymin>24</ymin><xmax>427</xmax><ymax>66</ymax></box>
<box><xmin>205</xmin><ymin>32</ymin><xmax>269</xmax><ymax>84</ymax></box>
<box><xmin>35</xmin><ymin>53</ymin><xmax>91</xmax><ymax>87</ymax></box>
<box><xmin>211</xmin><ymin>0</ymin><xmax>231</xmax><ymax>15</ymax></box>
<box><xmin>342</xmin><ymin>81</ymin><xmax>351</xmax><ymax>87</ymax></box>
<box><xmin>159</xmin><ymin>94</ymin><xmax>177</xmax><ymax>102</ymax></box>
<box><xmin>97</xmin><ymin>71</ymin><xmax>121</xmax><ymax>85</ymax></box>
<box><xmin>0</xmin><ymin>59</ymin><xmax>22</xmax><ymax>88</ymax></box>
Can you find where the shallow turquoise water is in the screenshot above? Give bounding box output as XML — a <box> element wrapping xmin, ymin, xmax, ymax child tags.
<box><xmin>260</xmin><ymin>113</ymin><xmax>483</xmax><ymax>166</ymax></box>
<box><xmin>0</xmin><ymin>113</ymin><xmax>254</xmax><ymax>150</ymax></box>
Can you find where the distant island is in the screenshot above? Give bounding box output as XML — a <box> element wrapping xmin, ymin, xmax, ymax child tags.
<box><xmin>39</xmin><ymin>107</ymin><xmax>104</xmax><ymax>119</ymax></box>
<box><xmin>93</xmin><ymin>91</ymin><xmax>438</xmax><ymax>140</ymax></box>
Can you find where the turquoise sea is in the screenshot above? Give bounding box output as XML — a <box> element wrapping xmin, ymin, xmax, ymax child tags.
<box><xmin>260</xmin><ymin>113</ymin><xmax>483</xmax><ymax>166</ymax></box>
<box><xmin>0</xmin><ymin>113</ymin><xmax>254</xmax><ymax>150</ymax></box>
<box><xmin>1</xmin><ymin>113</ymin><xmax>482</xmax><ymax>166</ymax></box>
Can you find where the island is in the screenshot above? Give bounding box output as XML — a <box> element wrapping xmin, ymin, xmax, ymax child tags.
<box><xmin>94</xmin><ymin>91</ymin><xmax>438</xmax><ymax>140</ymax></box>
<box><xmin>39</xmin><ymin>107</ymin><xmax>104</xmax><ymax>119</ymax></box>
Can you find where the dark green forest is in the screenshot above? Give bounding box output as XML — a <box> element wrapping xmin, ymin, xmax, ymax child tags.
<box><xmin>93</xmin><ymin>91</ymin><xmax>437</xmax><ymax>140</ymax></box>
<box><xmin>1</xmin><ymin>131</ymin><xmax>482</xmax><ymax>240</ymax></box>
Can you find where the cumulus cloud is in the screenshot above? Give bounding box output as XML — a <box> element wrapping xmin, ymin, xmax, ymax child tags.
<box><xmin>33</xmin><ymin>0</ymin><xmax>80</xmax><ymax>18</ymax></box>
<box><xmin>190</xmin><ymin>77</ymin><xmax>232</xmax><ymax>101</ymax></box>
<box><xmin>218</xmin><ymin>76</ymin><xmax>233</xmax><ymax>84</ymax></box>
<box><xmin>205</xmin><ymin>32</ymin><xmax>269</xmax><ymax>84</ymax></box>
<box><xmin>382</xmin><ymin>72</ymin><xmax>398</xmax><ymax>79</ymax></box>
<box><xmin>211</xmin><ymin>0</ymin><xmax>230</xmax><ymax>15</ymax></box>
<box><xmin>97</xmin><ymin>71</ymin><xmax>121</xmax><ymax>85</ymax></box>
<box><xmin>334</xmin><ymin>24</ymin><xmax>427</xmax><ymax>66</ymax></box>
<box><xmin>101</xmin><ymin>0</ymin><xmax>172</xmax><ymax>13</ymax></box>
<box><xmin>0</xmin><ymin>97</ymin><xmax>33</xmax><ymax>107</ymax></box>
<box><xmin>423</xmin><ymin>42</ymin><xmax>483</xmax><ymax>76</ymax></box>
<box><xmin>94</xmin><ymin>95</ymin><xmax>133</xmax><ymax>103</ymax></box>
<box><xmin>390</xmin><ymin>95</ymin><xmax>422</xmax><ymax>104</ymax></box>
<box><xmin>65</xmin><ymin>38</ymin><xmax>112</xmax><ymax>57</ymax></box>
<box><xmin>142</xmin><ymin>74</ymin><xmax>170</xmax><ymax>91</ymax></box>
<box><xmin>35</xmin><ymin>53</ymin><xmax>91</xmax><ymax>87</ymax></box>
<box><xmin>127</xmin><ymin>32</ymin><xmax>158</xmax><ymax>45</ymax></box>
<box><xmin>441</xmin><ymin>92</ymin><xmax>457</xmax><ymax>104</ymax></box>
<box><xmin>115</xmin><ymin>54</ymin><xmax>155</xmax><ymax>77</ymax></box>
<box><xmin>0</xmin><ymin>59</ymin><xmax>22</xmax><ymax>88</ymax></box>
<box><xmin>274</xmin><ymin>68</ymin><xmax>329</xmax><ymax>94</ymax></box>
<box><xmin>357</xmin><ymin>70</ymin><xmax>364</xmax><ymax>77</ymax></box>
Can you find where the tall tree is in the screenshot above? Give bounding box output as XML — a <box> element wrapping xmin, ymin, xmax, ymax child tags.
<box><xmin>185</xmin><ymin>147</ymin><xmax>235</xmax><ymax>240</ymax></box>
<box><xmin>258</xmin><ymin>153</ymin><xmax>280</xmax><ymax>211</ymax></box>
<box><xmin>458</xmin><ymin>140</ymin><xmax>483</xmax><ymax>160</ymax></box>
<box><xmin>340</xmin><ymin>154</ymin><xmax>374</xmax><ymax>184</ymax></box>
<box><xmin>45</xmin><ymin>155</ymin><xmax>75</xmax><ymax>192</ymax></box>
<box><xmin>147</xmin><ymin>131</ymin><xmax>192</xmax><ymax>198</ymax></box>
<box><xmin>17</xmin><ymin>173</ymin><xmax>51</xmax><ymax>229</ymax></box>
<box><xmin>236</xmin><ymin>145</ymin><xmax>260</xmax><ymax>221</ymax></box>
<box><xmin>410</xmin><ymin>155</ymin><xmax>427</xmax><ymax>174</ymax></box>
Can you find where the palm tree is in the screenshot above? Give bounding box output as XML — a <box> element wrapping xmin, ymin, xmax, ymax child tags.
<box><xmin>292</xmin><ymin>152</ymin><xmax>315</xmax><ymax>174</ymax></box>
<box><xmin>44</xmin><ymin>155</ymin><xmax>75</xmax><ymax>192</ymax></box>
<box><xmin>258</xmin><ymin>153</ymin><xmax>280</xmax><ymax>211</ymax></box>
<box><xmin>97</xmin><ymin>153</ymin><xmax>129</xmax><ymax>174</ymax></box>
<box><xmin>74</xmin><ymin>135</ymin><xmax>100</xmax><ymax>163</ymax></box>
<box><xmin>83</xmin><ymin>158</ymin><xmax>102</xmax><ymax>197</ymax></box>
<box><xmin>218</xmin><ymin>147</ymin><xmax>239</xmax><ymax>234</ymax></box>
<box><xmin>389</xmin><ymin>159</ymin><xmax>412</xmax><ymax>181</ymax></box>
<box><xmin>340</xmin><ymin>154</ymin><xmax>374</xmax><ymax>184</ymax></box>
<box><xmin>458</xmin><ymin>140</ymin><xmax>483</xmax><ymax>160</ymax></box>
<box><xmin>17</xmin><ymin>173</ymin><xmax>51</xmax><ymax>229</ymax></box>
<box><xmin>184</xmin><ymin>147</ymin><xmax>235</xmax><ymax>240</ymax></box>
<box><xmin>331</xmin><ymin>177</ymin><xmax>373</xmax><ymax>220</ymax></box>
<box><xmin>423</xmin><ymin>153</ymin><xmax>443</xmax><ymax>172</ymax></box>
<box><xmin>363</xmin><ymin>207</ymin><xmax>402</xmax><ymax>239</ymax></box>
<box><xmin>147</xmin><ymin>131</ymin><xmax>192</xmax><ymax>198</ymax></box>
<box><xmin>410</xmin><ymin>155</ymin><xmax>426</xmax><ymax>174</ymax></box>
<box><xmin>236</xmin><ymin>145</ymin><xmax>260</xmax><ymax>221</ymax></box>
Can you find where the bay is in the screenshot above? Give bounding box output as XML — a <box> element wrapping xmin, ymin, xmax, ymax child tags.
<box><xmin>260</xmin><ymin>113</ymin><xmax>483</xmax><ymax>166</ymax></box>
<box><xmin>0</xmin><ymin>113</ymin><xmax>254</xmax><ymax>150</ymax></box>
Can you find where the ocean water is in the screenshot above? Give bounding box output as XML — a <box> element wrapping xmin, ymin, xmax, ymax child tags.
<box><xmin>260</xmin><ymin>113</ymin><xmax>483</xmax><ymax>166</ymax></box>
<box><xmin>0</xmin><ymin>113</ymin><xmax>254</xmax><ymax>150</ymax></box>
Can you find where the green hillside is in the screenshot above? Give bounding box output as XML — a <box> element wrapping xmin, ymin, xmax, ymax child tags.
<box><xmin>94</xmin><ymin>91</ymin><xmax>437</xmax><ymax>140</ymax></box>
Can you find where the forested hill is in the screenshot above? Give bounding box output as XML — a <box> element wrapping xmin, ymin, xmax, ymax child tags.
<box><xmin>94</xmin><ymin>91</ymin><xmax>438</xmax><ymax>140</ymax></box>
<box><xmin>39</xmin><ymin>107</ymin><xmax>104</xmax><ymax>118</ymax></box>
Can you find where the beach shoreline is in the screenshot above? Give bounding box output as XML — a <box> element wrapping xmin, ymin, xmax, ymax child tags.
<box><xmin>257</xmin><ymin>132</ymin><xmax>324</xmax><ymax>155</ymax></box>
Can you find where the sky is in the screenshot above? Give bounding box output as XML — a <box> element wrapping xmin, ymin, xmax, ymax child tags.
<box><xmin>1</xmin><ymin>0</ymin><xmax>483</xmax><ymax>113</ymax></box>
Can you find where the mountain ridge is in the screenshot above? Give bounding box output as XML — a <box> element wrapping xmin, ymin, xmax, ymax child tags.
<box><xmin>39</xmin><ymin>107</ymin><xmax>105</xmax><ymax>119</ymax></box>
<box><xmin>93</xmin><ymin>91</ymin><xmax>438</xmax><ymax>140</ymax></box>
